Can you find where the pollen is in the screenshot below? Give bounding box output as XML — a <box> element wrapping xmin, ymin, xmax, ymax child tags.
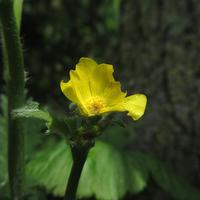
<box><xmin>86</xmin><ymin>96</ymin><xmax>105</xmax><ymax>115</ymax></box>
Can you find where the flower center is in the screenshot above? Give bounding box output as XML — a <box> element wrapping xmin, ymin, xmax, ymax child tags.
<box><xmin>86</xmin><ymin>96</ymin><xmax>105</xmax><ymax>115</ymax></box>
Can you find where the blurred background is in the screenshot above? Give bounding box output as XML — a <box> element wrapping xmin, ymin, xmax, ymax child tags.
<box><xmin>1</xmin><ymin>0</ymin><xmax>200</xmax><ymax>200</ymax></box>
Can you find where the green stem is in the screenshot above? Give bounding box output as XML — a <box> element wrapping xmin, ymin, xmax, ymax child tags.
<box><xmin>1</xmin><ymin>30</ymin><xmax>9</xmax><ymax>84</ymax></box>
<box><xmin>64</xmin><ymin>145</ymin><xmax>90</xmax><ymax>200</ymax></box>
<box><xmin>0</xmin><ymin>1</ymin><xmax>25</xmax><ymax>199</ymax></box>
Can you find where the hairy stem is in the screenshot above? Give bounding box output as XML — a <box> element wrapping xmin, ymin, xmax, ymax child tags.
<box><xmin>1</xmin><ymin>30</ymin><xmax>9</xmax><ymax>84</ymax></box>
<box><xmin>64</xmin><ymin>145</ymin><xmax>90</xmax><ymax>200</ymax></box>
<box><xmin>0</xmin><ymin>0</ymin><xmax>25</xmax><ymax>199</ymax></box>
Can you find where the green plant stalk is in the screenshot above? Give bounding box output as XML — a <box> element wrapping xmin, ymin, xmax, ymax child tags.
<box><xmin>64</xmin><ymin>145</ymin><xmax>90</xmax><ymax>200</ymax></box>
<box><xmin>1</xmin><ymin>30</ymin><xmax>9</xmax><ymax>83</ymax></box>
<box><xmin>0</xmin><ymin>0</ymin><xmax>25</xmax><ymax>199</ymax></box>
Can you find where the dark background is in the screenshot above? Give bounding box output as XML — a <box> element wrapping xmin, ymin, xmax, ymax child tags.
<box><xmin>1</xmin><ymin>0</ymin><xmax>200</xmax><ymax>199</ymax></box>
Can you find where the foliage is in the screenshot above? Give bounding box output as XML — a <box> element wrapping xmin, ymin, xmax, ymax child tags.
<box><xmin>26</xmin><ymin>140</ymin><xmax>147</xmax><ymax>200</ymax></box>
<box><xmin>12</xmin><ymin>101</ymin><xmax>52</xmax><ymax>124</ymax></box>
<box><xmin>12</xmin><ymin>101</ymin><xmax>78</xmax><ymax>139</ymax></box>
<box><xmin>26</xmin><ymin>125</ymin><xmax>200</xmax><ymax>200</ymax></box>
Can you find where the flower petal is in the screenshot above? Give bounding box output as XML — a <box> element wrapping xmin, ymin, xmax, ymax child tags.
<box><xmin>60</xmin><ymin>80</ymin><xmax>79</xmax><ymax>103</ymax></box>
<box><xmin>66</xmin><ymin>58</ymin><xmax>97</xmax><ymax>106</ymax></box>
<box><xmin>69</xmin><ymin>58</ymin><xmax>126</xmax><ymax>108</ymax></box>
<box><xmin>124</xmin><ymin>94</ymin><xmax>147</xmax><ymax>120</ymax></box>
<box><xmin>75</xmin><ymin>57</ymin><xmax>97</xmax><ymax>80</ymax></box>
<box><xmin>69</xmin><ymin>70</ymin><xmax>91</xmax><ymax>112</ymax></box>
<box><xmin>103</xmin><ymin>81</ymin><xmax>126</xmax><ymax>106</ymax></box>
<box><xmin>103</xmin><ymin>94</ymin><xmax>147</xmax><ymax>120</ymax></box>
<box><xmin>91</xmin><ymin>64</ymin><xmax>115</xmax><ymax>95</ymax></box>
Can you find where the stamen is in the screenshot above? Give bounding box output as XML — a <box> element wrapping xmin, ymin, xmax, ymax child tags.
<box><xmin>86</xmin><ymin>96</ymin><xmax>105</xmax><ymax>115</ymax></box>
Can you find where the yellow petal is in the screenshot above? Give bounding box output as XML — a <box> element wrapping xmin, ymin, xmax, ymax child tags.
<box><xmin>103</xmin><ymin>81</ymin><xmax>126</xmax><ymax>106</ymax></box>
<box><xmin>63</xmin><ymin>58</ymin><xmax>94</xmax><ymax>106</ymax></box>
<box><xmin>75</xmin><ymin>57</ymin><xmax>97</xmax><ymax>83</ymax></box>
<box><xmin>103</xmin><ymin>94</ymin><xmax>147</xmax><ymax>120</ymax></box>
<box><xmin>69</xmin><ymin>58</ymin><xmax>125</xmax><ymax>109</ymax></box>
<box><xmin>70</xmin><ymin>57</ymin><xmax>98</xmax><ymax>100</ymax></box>
<box><xmin>61</xmin><ymin>58</ymin><xmax>100</xmax><ymax>115</ymax></box>
<box><xmin>77</xmin><ymin>57</ymin><xmax>98</xmax><ymax>71</ymax></box>
<box><xmin>60</xmin><ymin>80</ymin><xmax>79</xmax><ymax>103</ymax></box>
<box><xmin>124</xmin><ymin>94</ymin><xmax>147</xmax><ymax>120</ymax></box>
<box><xmin>69</xmin><ymin>70</ymin><xmax>91</xmax><ymax>113</ymax></box>
<box><xmin>91</xmin><ymin>64</ymin><xmax>115</xmax><ymax>95</ymax></box>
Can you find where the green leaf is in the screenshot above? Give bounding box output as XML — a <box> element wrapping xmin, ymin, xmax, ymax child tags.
<box><xmin>26</xmin><ymin>140</ymin><xmax>148</xmax><ymax>200</ymax></box>
<box><xmin>26</xmin><ymin>137</ymin><xmax>200</xmax><ymax>200</ymax></box>
<box><xmin>12</xmin><ymin>101</ymin><xmax>75</xmax><ymax>138</ymax></box>
<box><xmin>14</xmin><ymin>0</ymin><xmax>23</xmax><ymax>30</ymax></box>
<box><xmin>26</xmin><ymin>141</ymin><xmax>72</xmax><ymax>195</ymax></box>
<box><xmin>12</xmin><ymin>101</ymin><xmax>52</xmax><ymax>125</ymax></box>
<box><xmin>100</xmin><ymin>125</ymin><xmax>131</xmax><ymax>149</ymax></box>
<box><xmin>77</xmin><ymin>142</ymin><xmax>148</xmax><ymax>200</ymax></box>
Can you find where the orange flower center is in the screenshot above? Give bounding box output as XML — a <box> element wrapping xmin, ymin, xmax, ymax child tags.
<box><xmin>86</xmin><ymin>96</ymin><xmax>105</xmax><ymax>115</ymax></box>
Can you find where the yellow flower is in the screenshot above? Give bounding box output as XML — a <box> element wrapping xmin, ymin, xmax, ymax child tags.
<box><xmin>60</xmin><ymin>57</ymin><xmax>147</xmax><ymax>120</ymax></box>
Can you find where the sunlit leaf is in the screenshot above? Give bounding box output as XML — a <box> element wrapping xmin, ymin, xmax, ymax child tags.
<box><xmin>26</xmin><ymin>138</ymin><xmax>200</xmax><ymax>200</ymax></box>
<box><xmin>26</xmin><ymin>140</ymin><xmax>148</xmax><ymax>200</ymax></box>
<box><xmin>77</xmin><ymin>142</ymin><xmax>148</xmax><ymax>200</ymax></box>
<box><xmin>12</xmin><ymin>101</ymin><xmax>52</xmax><ymax>125</ymax></box>
<box><xmin>12</xmin><ymin>101</ymin><xmax>73</xmax><ymax>137</ymax></box>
